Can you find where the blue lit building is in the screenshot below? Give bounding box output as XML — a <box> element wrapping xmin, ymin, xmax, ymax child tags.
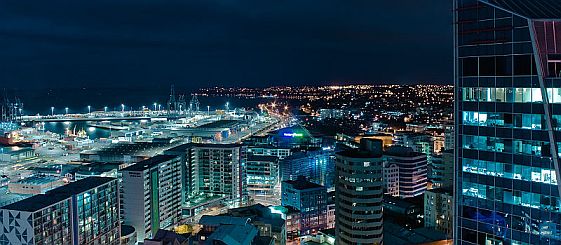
<box><xmin>455</xmin><ymin>0</ymin><xmax>561</xmax><ymax>244</ymax></box>
<box><xmin>280</xmin><ymin>148</ymin><xmax>335</xmax><ymax>189</ymax></box>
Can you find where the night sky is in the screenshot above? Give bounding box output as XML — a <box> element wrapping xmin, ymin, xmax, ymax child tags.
<box><xmin>0</xmin><ymin>0</ymin><xmax>453</xmax><ymax>90</ymax></box>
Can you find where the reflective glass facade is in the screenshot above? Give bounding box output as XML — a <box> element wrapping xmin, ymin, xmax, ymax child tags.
<box><xmin>455</xmin><ymin>0</ymin><xmax>561</xmax><ymax>244</ymax></box>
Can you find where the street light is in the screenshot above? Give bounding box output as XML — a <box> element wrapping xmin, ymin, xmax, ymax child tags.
<box><xmin>88</xmin><ymin>105</ymin><xmax>91</xmax><ymax>114</ymax></box>
<box><xmin>226</xmin><ymin>102</ymin><xmax>229</xmax><ymax>112</ymax></box>
<box><xmin>121</xmin><ymin>104</ymin><xmax>125</xmax><ymax>112</ymax></box>
<box><xmin>153</xmin><ymin>103</ymin><xmax>157</xmax><ymax>111</ymax></box>
<box><xmin>207</xmin><ymin>105</ymin><xmax>210</xmax><ymax>115</ymax></box>
<box><xmin>104</xmin><ymin>106</ymin><xmax>108</xmax><ymax>113</ymax></box>
<box><xmin>65</xmin><ymin>107</ymin><xmax>69</xmax><ymax>115</ymax></box>
<box><xmin>51</xmin><ymin>107</ymin><xmax>54</xmax><ymax>116</ymax></box>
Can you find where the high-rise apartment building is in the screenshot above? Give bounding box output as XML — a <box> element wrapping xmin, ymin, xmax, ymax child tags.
<box><xmin>165</xmin><ymin>143</ymin><xmax>248</xmax><ymax>207</ymax></box>
<box><xmin>189</xmin><ymin>143</ymin><xmax>248</xmax><ymax>206</ymax></box>
<box><xmin>0</xmin><ymin>177</ymin><xmax>120</xmax><ymax>245</ymax></box>
<box><xmin>455</xmin><ymin>0</ymin><xmax>561</xmax><ymax>244</ymax></box>
<box><xmin>121</xmin><ymin>155</ymin><xmax>183</xmax><ymax>242</ymax></box>
<box><xmin>246</xmin><ymin>155</ymin><xmax>280</xmax><ymax>205</ymax></box>
<box><xmin>334</xmin><ymin>139</ymin><xmax>384</xmax><ymax>245</ymax></box>
<box><xmin>384</xmin><ymin>146</ymin><xmax>428</xmax><ymax>198</ymax></box>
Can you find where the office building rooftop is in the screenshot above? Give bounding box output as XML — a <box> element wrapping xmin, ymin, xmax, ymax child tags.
<box><xmin>336</xmin><ymin>149</ymin><xmax>382</xmax><ymax>158</ymax></box>
<box><xmin>120</xmin><ymin>155</ymin><xmax>177</xmax><ymax>172</ymax></box>
<box><xmin>2</xmin><ymin>177</ymin><xmax>115</xmax><ymax>212</ymax></box>
<box><xmin>247</xmin><ymin>155</ymin><xmax>278</xmax><ymax>162</ymax></box>
<box><xmin>283</xmin><ymin>179</ymin><xmax>324</xmax><ymax>190</ymax></box>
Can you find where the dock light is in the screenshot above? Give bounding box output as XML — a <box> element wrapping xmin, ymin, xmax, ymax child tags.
<box><xmin>153</xmin><ymin>103</ymin><xmax>157</xmax><ymax>111</ymax></box>
<box><xmin>121</xmin><ymin>104</ymin><xmax>125</xmax><ymax>112</ymax></box>
<box><xmin>51</xmin><ymin>107</ymin><xmax>54</xmax><ymax>116</ymax></box>
<box><xmin>88</xmin><ymin>105</ymin><xmax>91</xmax><ymax>114</ymax></box>
<box><xmin>65</xmin><ymin>107</ymin><xmax>69</xmax><ymax>114</ymax></box>
<box><xmin>104</xmin><ymin>106</ymin><xmax>108</xmax><ymax>113</ymax></box>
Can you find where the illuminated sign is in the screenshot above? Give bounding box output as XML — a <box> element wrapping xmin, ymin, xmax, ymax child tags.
<box><xmin>283</xmin><ymin>132</ymin><xmax>303</xmax><ymax>137</ymax></box>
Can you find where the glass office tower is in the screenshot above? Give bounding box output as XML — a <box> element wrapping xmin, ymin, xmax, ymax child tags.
<box><xmin>455</xmin><ymin>0</ymin><xmax>561</xmax><ymax>244</ymax></box>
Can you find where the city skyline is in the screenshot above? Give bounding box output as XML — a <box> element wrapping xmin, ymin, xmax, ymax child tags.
<box><xmin>2</xmin><ymin>1</ymin><xmax>561</xmax><ymax>245</ymax></box>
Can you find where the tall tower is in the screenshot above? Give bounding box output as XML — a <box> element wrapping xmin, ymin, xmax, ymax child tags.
<box><xmin>455</xmin><ymin>1</ymin><xmax>561</xmax><ymax>244</ymax></box>
<box><xmin>334</xmin><ymin>139</ymin><xmax>384</xmax><ymax>245</ymax></box>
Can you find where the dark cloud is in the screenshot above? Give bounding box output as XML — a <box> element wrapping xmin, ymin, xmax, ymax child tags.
<box><xmin>0</xmin><ymin>0</ymin><xmax>453</xmax><ymax>89</ymax></box>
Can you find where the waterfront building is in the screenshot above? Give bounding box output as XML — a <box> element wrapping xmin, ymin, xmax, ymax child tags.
<box><xmin>121</xmin><ymin>155</ymin><xmax>183</xmax><ymax>242</ymax></box>
<box><xmin>74</xmin><ymin>162</ymin><xmax>126</xmax><ymax>180</ymax></box>
<box><xmin>165</xmin><ymin>143</ymin><xmax>249</xmax><ymax>217</ymax></box>
<box><xmin>0</xmin><ymin>146</ymin><xmax>34</xmax><ymax>162</ymax></box>
<box><xmin>80</xmin><ymin>142</ymin><xmax>174</xmax><ymax>163</ymax></box>
<box><xmin>334</xmin><ymin>139</ymin><xmax>384</xmax><ymax>245</ymax></box>
<box><xmin>455</xmin><ymin>0</ymin><xmax>561</xmax><ymax>243</ymax></box>
<box><xmin>189</xmin><ymin>143</ymin><xmax>248</xmax><ymax>207</ymax></box>
<box><xmin>7</xmin><ymin>176</ymin><xmax>65</xmax><ymax>195</ymax></box>
<box><xmin>0</xmin><ymin>177</ymin><xmax>120</xmax><ymax>245</ymax></box>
